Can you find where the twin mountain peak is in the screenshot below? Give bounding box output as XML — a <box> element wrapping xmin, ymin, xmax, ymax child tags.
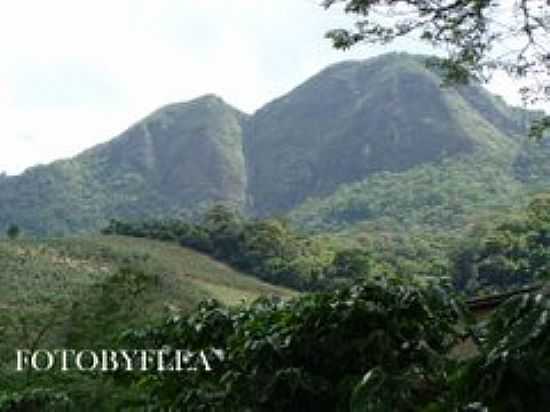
<box><xmin>0</xmin><ymin>53</ymin><xmax>537</xmax><ymax>234</ymax></box>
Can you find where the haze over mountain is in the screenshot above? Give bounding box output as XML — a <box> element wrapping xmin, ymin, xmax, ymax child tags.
<box><xmin>0</xmin><ymin>52</ymin><xmax>546</xmax><ymax>235</ymax></box>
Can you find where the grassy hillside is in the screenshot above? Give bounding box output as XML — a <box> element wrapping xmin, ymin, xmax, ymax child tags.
<box><xmin>0</xmin><ymin>235</ymin><xmax>294</xmax><ymax>364</ymax></box>
<box><xmin>0</xmin><ymin>235</ymin><xmax>294</xmax><ymax>409</ymax></box>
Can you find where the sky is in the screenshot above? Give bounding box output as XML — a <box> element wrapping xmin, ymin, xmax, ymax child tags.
<box><xmin>0</xmin><ymin>0</ymin><xmax>544</xmax><ymax>175</ymax></box>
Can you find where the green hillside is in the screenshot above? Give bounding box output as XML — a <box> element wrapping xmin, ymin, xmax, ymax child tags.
<box><xmin>0</xmin><ymin>235</ymin><xmax>294</xmax><ymax>409</ymax></box>
<box><xmin>289</xmin><ymin>150</ymin><xmax>525</xmax><ymax>233</ymax></box>
<box><xmin>0</xmin><ymin>235</ymin><xmax>293</xmax><ymax>362</ymax></box>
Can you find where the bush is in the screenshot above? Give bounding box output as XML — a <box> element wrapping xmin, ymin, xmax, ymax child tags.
<box><xmin>6</xmin><ymin>225</ymin><xmax>20</xmax><ymax>240</ymax></box>
<box><xmin>115</xmin><ymin>276</ymin><xmax>464</xmax><ymax>411</ymax></box>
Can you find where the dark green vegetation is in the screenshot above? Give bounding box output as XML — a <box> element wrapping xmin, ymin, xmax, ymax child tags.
<box><xmin>449</xmin><ymin>194</ymin><xmax>550</xmax><ymax>294</ymax></box>
<box><xmin>5</xmin><ymin>225</ymin><xmax>19</xmax><ymax>240</ymax></box>
<box><xmin>116</xmin><ymin>276</ymin><xmax>465</xmax><ymax>411</ymax></box>
<box><xmin>102</xmin><ymin>205</ymin><xmax>337</xmax><ymax>291</ymax></box>
<box><xmin>4</xmin><ymin>256</ymin><xmax>550</xmax><ymax>411</ymax></box>
<box><xmin>1</xmin><ymin>184</ymin><xmax>549</xmax><ymax>411</ymax></box>
<box><xmin>0</xmin><ymin>53</ymin><xmax>547</xmax><ymax>236</ymax></box>
<box><xmin>102</xmin><ymin>194</ymin><xmax>550</xmax><ymax>297</ymax></box>
<box><xmin>2</xmin><ymin>222</ymin><xmax>548</xmax><ymax>412</ymax></box>
<box><xmin>93</xmin><ymin>277</ymin><xmax>550</xmax><ymax>411</ymax></box>
<box><xmin>2</xmin><ymin>192</ymin><xmax>546</xmax><ymax>410</ymax></box>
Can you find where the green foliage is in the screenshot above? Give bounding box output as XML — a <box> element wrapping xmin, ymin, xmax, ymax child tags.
<box><xmin>450</xmin><ymin>195</ymin><xmax>550</xmax><ymax>294</ymax></box>
<box><xmin>103</xmin><ymin>206</ymin><xmax>340</xmax><ymax>291</ymax></box>
<box><xmin>2</xmin><ymin>228</ymin><xmax>550</xmax><ymax>410</ymax></box>
<box><xmin>514</xmin><ymin>138</ymin><xmax>550</xmax><ymax>187</ymax></box>
<box><xmin>115</xmin><ymin>276</ymin><xmax>464</xmax><ymax>411</ymax></box>
<box><xmin>328</xmin><ymin>248</ymin><xmax>372</xmax><ymax>279</ymax></box>
<box><xmin>351</xmin><ymin>229</ymin><xmax>455</xmax><ymax>282</ymax></box>
<box><xmin>290</xmin><ymin>151</ymin><xmax>526</xmax><ymax>234</ymax></box>
<box><xmin>65</xmin><ymin>259</ymin><xmax>161</xmax><ymax>348</ymax></box>
<box><xmin>111</xmin><ymin>275</ymin><xmax>550</xmax><ymax>412</ymax></box>
<box><xmin>528</xmin><ymin>116</ymin><xmax>550</xmax><ymax>140</ymax></box>
<box><xmin>105</xmin><ymin>192</ymin><xmax>550</xmax><ymax>296</ymax></box>
<box><xmin>453</xmin><ymin>291</ymin><xmax>550</xmax><ymax>411</ymax></box>
<box><xmin>0</xmin><ymin>388</ymin><xmax>72</xmax><ymax>412</ymax></box>
<box><xmin>6</xmin><ymin>224</ymin><xmax>20</xmax><ymax>240</ymax></box>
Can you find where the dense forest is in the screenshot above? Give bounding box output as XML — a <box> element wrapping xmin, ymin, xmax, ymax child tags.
<box><xmin>101</xmin><ymin>194</ymin><xmax>550</xmax><ymax>296</ymax></box>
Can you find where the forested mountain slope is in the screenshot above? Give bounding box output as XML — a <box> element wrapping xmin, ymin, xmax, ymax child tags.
<box><xmin>0</xmin><ymin>95</ymin><xmax>248</xmax><ymax>234</ymax></box>
<box><xmin>245</xmin><ymin>53</ymin><xmax>530</xmax><ymax>216</ymax></box>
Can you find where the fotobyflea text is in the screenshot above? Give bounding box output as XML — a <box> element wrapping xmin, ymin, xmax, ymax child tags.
<box><xmin>15</xmin><ymin>348</ymin><xmax>224</xmax><ymax>372</ymax></box>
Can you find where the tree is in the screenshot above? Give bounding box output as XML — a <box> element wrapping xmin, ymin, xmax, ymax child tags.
<box><xmin>329</xmin><ymin>248</ymin><xmax>372</xmax><ymax>279</ymax></box>
<box><xmin>6</xmin><ymin>224</ymin><xmax>20</xmax><ymax>240</ymax></box>
<box><xmin>449</xmin><ymin>196</ymin><xmax>550</xmax><ymax>293</ymax></box>
<box><xmin>202</xmin><ymin>204</ymin><xmax>244</xmax><ymax>260</ymax></box>
<box><xmin>323</xmin><ymin>0</ymin><xmax>550</xmax><ymax>138</ymax></box>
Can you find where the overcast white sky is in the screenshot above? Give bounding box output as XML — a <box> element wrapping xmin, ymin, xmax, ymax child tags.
<box><xmin>0</xmin><ymin>0</ymin><xmax>543</xmax><ymax>175</ymax></box>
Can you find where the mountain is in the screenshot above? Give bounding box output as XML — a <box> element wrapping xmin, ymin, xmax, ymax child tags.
<box><xmin>0</xmin><ymin>95</ymin><xmax>248</xmax><ymax>234</ymax></box>
<box><xmin>0</xmin><ymin>52</ymin><xmax>545</xmax><ymax>235</ymax></box>
<box><xmin>245</xmin><ymin>53</ymin><xmax>529</xmax><ymax>216</ymax></box>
